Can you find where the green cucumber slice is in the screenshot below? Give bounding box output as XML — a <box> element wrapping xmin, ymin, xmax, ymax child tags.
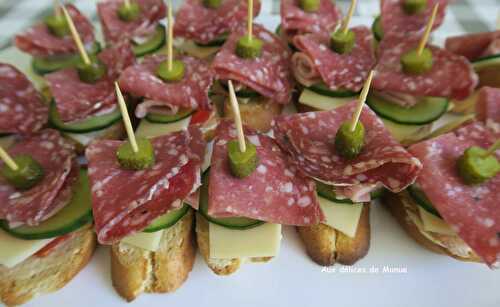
<box><xmin>143</xmin><ymin>203</ymin><xmax>190</xmax><ymax>233</ymax></box>
<box><xmin>315</xmin><ymin>181</ymin><xmax>355</xmax><ymax>205</ymax></box>
<box><xmin>298</xmin><ymin>88</ymin><xmax>353</xmax><ymax>111</ymax></box>
<box><xmin>0</xmin><ymin>169</ymin><xmax>92</xmax><ymax>240</ymax></box>
<box><xmin>370</xmin><ymin>187</ymin><xmax>385</xmax><ymax>199</ymax></box>
<box><xmin>472</xmin><ymin>54</ymin><xmax>500</xmax><ymax>69</ymax></box>
<box><xmin>472</xmin><ymin>54</ymin><xmax>500</xmax><ymax>87</ymax></box>
<box><xmin>219</xmin><ymin>81</ymin><xmax>261</xmax><ymax>98</ymax></box>
<box><xmin>199</xmin><ymin>170</ymin><xmax>264</xmax><ymax>230</ymax></box>
<box><xmin>145</xmin><ymin>109</ymin><xmax>194</xmax><ymax>124</ymax></box>
<box><xmin>407</xmin><ymin>185</ymin><xmax>442</xmax><ymax>218</ymax></box>
<box><xmin>32</xmin><ymin>42</ymin><xmax>101</xmax><ymax>75</ymax></box>
<box><xmin>308</xmin><ymin>82</ymin><xmax>359</xmax><ymax>98</ymax></box>
<box><xmin>132</xmin><ymin>25</ymin><xmax>166</xmax><ymax>57</ymax></box>
<box><xmin>366</xmin><ymin>94</ymin><xmax>449</xmax><ymax>125</ymax></box>
<box><xmin>49</xmin><ymin>100</ymin><xmax>122</xmax><ymax>133</ymax></box>
<box><xmin>372</xmin><ymin>16</ymin><xmax>383</xmax><ymax>42</ymax></box>
<box><xmin>194</xmin><ymin>33</ymin><xmax>228</xmax><ymax>47</ymax></box>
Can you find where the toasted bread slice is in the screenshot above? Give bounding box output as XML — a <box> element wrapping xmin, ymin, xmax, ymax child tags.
<box><xmin>111</xmin><ymin>210</ymin><xmax>196</xmax><ymax>302</ymax></box>
<box><xmin>223</xmin><ymin>97</ymin><xmax>283</xmax><ymax>133</ymax></box>
<box><xmin>382</xmin><ymin>191</ymin><xmax>481</xmax><ymax>263</ymax></box>
<box><xmin>0</xmin><ymin>225</ymin><xmax>96</xmax><ymax>306</ymax></box>
<box><xmin>297</xmin><ymin>204</ymin><xmax>370</xmax><ymax>266</ymax></box>
<box><xmin>195</xmin><ymin>213</ymin><xmax>272</xmax><ymax>276</ymax></box>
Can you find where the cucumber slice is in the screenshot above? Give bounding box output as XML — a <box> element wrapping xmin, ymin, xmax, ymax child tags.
<box><xmin>275</xmin><ymin>24</ymin><xmax>282</xmax><ymax>35</ymax></box>
<box><xmin>308</xmin><ymin>83</ymin><xmax>359</xmax><ymax>98</ymax></box>
<box><xmin>381</xmin><ymin>118</ymin><xmax>432</xmax><ymax>144</ymax></box>
<box><xmin>472</xmin><ymin>54</ymin><xmax>500</xmax><ymax>87</ymax></box>
<box><xmin>145</xmin><ymin>109</ymin><xmax>194</xmax><ymax>124</ymax></box>
<box><xmin>132</xmin><ymin>25</ymin><xmax>166</xmax><ymax>57</ymax></box>
<box><xmin>49</xmin><ymin>100</ymin><xmax>122</xmax><ymax>133</ymax></box>
<box><xmin>407</xmin><ymin>185</ymin><xmax>442</xmax><ymax>218</ymax></box>
<box><xmin>32</xmin><ymin>42</ymin><xmax>101</xmax><ymax>75</ymax></box>
<box><xmin>299</xmin><ymin>88</ymin><xmax>353</xmax><ymax>111</ymax></box>
<box><xmin>219</xmin><ymin>81</ymin><xmax>261</xmax><ymax>98</ymax></box>
<box><xmin>136</xmin><ymin>117</ymin><xmax>191</xmax><ymax>139</ymax></box>
<box><xmin>199</xmin><ymin>170</ymin><xmax>264</xmax><ymax>230</ymax></box>
<box><xmin>194</xmin><ymin>33</ymin><xmax>228</xmax><ymax>47</ymax></box>
<box><xmin>143</xmin><ymin>203</ymin><xmax>190</xmax><ymax>233</ymax></box>
<box><xmin>472</xmin><ymin>54</ymin><xmax>500</xmax><ymax>69</ymax></box>
<box><xmin>366</xmin><ymin>94</ymin><xmax>449</xmax><ymax>125</ymax></box>
<box><xmin>372</xmin><ymin>16</ymin><xmax>383</xmax><ymax>41</ymax></box>
<box><xmin>370</xmin><ymin>187</ymin><xmax>385</xmax><ymax>199</ymax></box>
<box><xmin>0</xmin><ymin>169</ymin><xmax>92</xmax><ymax>240</ymax></box>
<box><xmin>315</xmin><ymin>181</ymin><xmax>355</xmax><ymax>204</ymax></box>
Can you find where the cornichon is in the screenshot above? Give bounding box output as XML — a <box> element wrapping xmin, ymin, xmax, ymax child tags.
<box><xmin>335</xmin><ymin>121</ymin><xmax>365</xmax><ymax>159</ymax></box>
<box><xmin>0</xmin><ymin>155</ymin><xmax>44</xmax><ymax>190</ymax></box>
<box><xmin>228</xmin><ymin>140</ymin><xmax>259</xmax><ymax>178</ymax></box>
<box><xmin>457</xmin><ymin>146</ymin><xmax>500</xmax><ymax>185</ymax></box>
<box><xmin>116</xmin><ymin>138</ymin><xmax>156</xmax><ymax>170</ymax></box>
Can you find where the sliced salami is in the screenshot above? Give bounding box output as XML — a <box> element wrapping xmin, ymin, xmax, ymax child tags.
<box><xmin>280</xmin><ymin>0</ymin><xmax>342</xmax><ymax>38</ymax></box>
<box><xmin>86</xmin><ymin>126</ymin><xmax>205</xmax><ymax>244</ymax></box>
<box><xmin>212</xmin><ymin>24</ymin><xmax>294</xmax><ymax>104</ymax></box>
<box><xmin>0</xmin><ymin>63</ymin><xmax>48</xmax><ymax>134</ymax></box>
<box><xmin>373</xmin><ymin>36</ymin><xmax>478</xmax><ymax>100</ymax></box>
<box><xmin>272</xmin><ymin>101</ymin><xmax>422</xmax><ymax>192</ymax></box>
<box><xmin>119</xmin><ymin>54</ymin><xmax>213</xmax><ymax>117</ymax></box>
<box><xmin>97</xmin><ymin>0</ymin><xmax>166</xmax><ymax>45</ymax></box>
<box><xmin>476</xmin><ymin>87</ymin><xmax>500</xmax><ymax>135</ymax></box>
<box><xmin>380</xmin><ymin>0</ymin><xmax>448</xmax><ymax>38</ymax></box>
<box><xmin>408</xmin><ymin>123</ymin><xmax>500</xmax><ymax>267</ymax></box>
<box><xmin>15</xmin><ymin>4</ymin><xmax>95</xmax><ymax>57</ymax></box>
<box><xmin>208</xmin><ymin>120</ymin><xmax>323</xmax><ymax>225</ymax></box>
<box><xmin>445</xmin><ymin>31</ymin><xmax>500</xmax><ymax>61</ymax></box>
<box><xmin>292</xmin><ymin>26</ymin><xmax>376</xmax><ymax>91</ymax></box>
<box><xmin>0</xmin><ymin>129</ymin><xmax>77</xmax><ymax>226</ymax></box>
<box><xmin>45</xmin><ymin>41</ymin><xmax>135</xmax><ymax>123</ymax></box>
<box><xmin>174</xmin><ymin>0</ymin><xmax>261</xmax><ymax>44</ymax></box>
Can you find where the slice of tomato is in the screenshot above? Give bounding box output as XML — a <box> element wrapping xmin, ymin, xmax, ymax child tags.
<box><xmin>189</xmin><ymin>110</ymin><xmax>211</xmax><ymax>125</ymax></box>
<box><xmin>34</xmin><ymin>233</ymin><xmax>72</xmax><ymax>258</ymax></box>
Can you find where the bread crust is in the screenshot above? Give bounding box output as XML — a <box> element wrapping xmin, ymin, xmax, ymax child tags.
<box><xmin>111</xmin><ymin>210</ymin><xmax>196</xmax><ymax>302</ymax></box>
<box><xmin>382</xmin><ymin>192</ymin><xmax>481</xmax><ymax>263</ymax></box>
<box><xmin>223</xmin><ymin>97</ymin><xmax>283</xmax><ymax>133</ymax></box>
<box><xmin>0</xmin><ymin>225</ymin><xmax>96</xmax><ymax>306</ymax></box>
<box><xmin>297</xmin><ymin>204</ymin><xmax>370</xmax><ymax>266</ymax></box>
<box><xmin>195</xmin><ymin>213</ymin><xmax>272</xmax><ymax>276</ymax></box>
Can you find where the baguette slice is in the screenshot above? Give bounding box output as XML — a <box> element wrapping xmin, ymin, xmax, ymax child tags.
<box><xmin>297</xmin><ymin>204</ymin><xmax>370</xmax><ymax>266</ymax></box>
<box><xmin>382</xmin><ymin>191</ymin><xmax>481</xmax><ymax>263</ymax></box>
<box><xmin>195</xmin><ymin>213</ymin><xmax>272</xmax><ymax>276</ymax></box>
<box><xmin>0</xmin><ymin>225</ymin><xmax>96</xmax><ymax>306</ymax></box>
<box><xmin>111</xmin><ymin>210</ymin><xmax>196</xmax><ymax>302</ymax></box>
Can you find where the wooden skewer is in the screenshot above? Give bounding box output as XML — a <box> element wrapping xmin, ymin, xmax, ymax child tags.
<box><xmin>350</xmin><ymin>70</ymin><xmax>374</xmax><ymax>132</ymax></box>
<box><xmin>484</xmin><ymin>140</ymin><xmax>500</xmax><ymax>157</ymax></box>
<box><xmin>167</xmin><ymin>0</ymin><xmax>173</xmax><ymax>71</ymax></box>
<box><xmin>0</xmin><ymin>146</ymin><xmax>18</xmax><ymax>171</ymax></box>
<box><xmin>496</xmin><ymin>11</ymin><xmax>500</xmax><ymax>30</ymax></box>
<box><xmin>228</xmin><ymin>80</ymin><xmax>246</xmax><ymax>153</ymax></box>
<box><xmin>417</xmin><ymin>3</ymin><xmax>439</xmax><ymax>55</ymax></box>
<box><xmin>124</xmin><ymin>0</ymin><xmax>131</xmax><ymax>8</ymax></box>
<box><xmin>247</xmin><ymin>0</ymin><xmax>253</xmax><ymax>40</ymax></box>
<box><xmin>342</xmin><ymin>0</ymin><xmax>357</xmax><ymax>35</ymax></box>
<box><xmin>54</xmin><ymin>0</ymin><xmax>61</xmax><ymax>17</ymax></box>
<box><xmin>61</xmin><ymin>5</ymin><xmax>90</xmax><ymax>65</ymax></box>
<box><xmin>115</xmin><ymin>82</ymin><xmax>138</xmax><ymax>153</ymax></box>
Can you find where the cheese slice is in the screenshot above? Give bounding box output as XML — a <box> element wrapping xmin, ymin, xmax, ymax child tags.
<box><xmin>381</xmin><ymin>119</ymin><xmax>433</xmax><ymax>144</ymax></box>
<box><xmin>209</xmin><ymin>223</ymin><xmax>282</xmax><ymax>259</ymax></box>
<box><xmin>178</xmin><ymin>41</ymin><xmax>219</xmax><ymax>59</ymax></box>
<box><xmin>0</xmin><ymin>230</ymin><xmax>54</xmax><ymax>268</ymax></box>
<box><xmin>418</xmin><ymin>206</ymin><xmax>456</xmax><ymax>235</ymax></box>
<box><xmin>298</xmin><ymin>89</ymin><xmax>352</xmax><ymax>111</ymax></box>
<box><xmin>319</xmin><ymin>197</ymin><xmax>363</xmax><ymax>238</ymax></box>
<box><xmin>135</xmin><ymin>117</ymin><xmax>191</xmax><ymax>139</ymax></box>
<box><xmin>64</xmin><ymin>128</ymin><xmax>112</xmax><ymax>147</ymax></box>
<box><xmin>121</xmin><ymin>230</ymin><xmax>164</xmax><ymax>252</ymax></box>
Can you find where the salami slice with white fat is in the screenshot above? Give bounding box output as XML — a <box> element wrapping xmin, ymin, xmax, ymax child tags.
<box><xmin>380</xmin><ymin>0</ymin><xmax>448</xmax><ymax>38</ymax></box>
<box><xmin>98</xmin><ymin>0</ymin><xmax>166</xmax><ymax>45</ymax></box>
<box><xmin>408</xmin><ymin>122</ymin><xmax>500</xmax><ymax>268</ymax></box>
<box><xmin>45</xmin><ymin>41</ymin><xmax>135</xmax><ymax>123</ymax></box>
<box><xmin>373</xmin><ymin>36</ymin><xmax>478</xmax><ymax>100</ymax></box>
<box><xmin>208</xmin><ymin>120</ymin><xmax>323</xmax><ymax>225</ymax></box>
<box><xmin>174</xmin><ymin>0</ymin><xmax>261</xmax><ymax>44</ymax></box>
<box><xmin>292</xmin><ymin>26</ymin><xmax>376</xmax><ymax>91</ymax></box>
<box><xmin>86</xmin><ymin>126</ymin><xmax>205</xmax><ymax>244</ymax></box>
<box><xmin>280</xmin><ymin>0</ymin><xmax>342</xmax><ymax>38</ymax></box>
<box><xmin>445</xmin><ymin>31</ymin><xmax>500</xmax><ymax>61</ymax></box>
<box><xmin>119</xmin><ymin>54</ymin><xmax>213</xmax><ymax>117</ymax></box>
<box><xmin>272</xmin><ymin>101</ymin><xmax>422</xmax><ymax>192</ymax></box>
<box><xmin>15</xmin><ymin>4</ymin><xmax>94</xmax><ymax>57</ymax></box>
<box><xmin>212</xmin><ymin>24</ymin><xmax>294</xmax><ymax>104</ymax></box>
<box><xmin>476</xmin><ymin>87</ymin><xmax>500</xmax><ymax>135</ymax></box>
<box><xmin>0</xmin><ymin>129</ymin><xmax>77</xmax><ymax>226</ymax></box>
<box><xmin>0</xmin><ymin>63</ymin><xmax>48</xmax><ymax>134</ymax></box>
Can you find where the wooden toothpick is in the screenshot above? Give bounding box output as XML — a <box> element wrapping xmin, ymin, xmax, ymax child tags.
<box><xmin>247</xmin><ymin>0</ymin><xmax>254</xmax><ymax>40</ymax></box>
<box><xmin>61</xmin><ymin>4</ymin><xmax>90</xmax><ymax>65</ymax></box>
<box><xmin>54</xmin><ymin>0</ymin><xmax>61</xmax><ymax>17</ymax></box>
<box><xmin>115</xmin><ymin>82</ymin><xmax>138</xmax><ymax>153</ymax></box>
<box><xmin>350</xmin><ymin>70</ymin><xmax>374</xmax><ymax>132</ymax></box>
<box><xmin>417</xmin><ymin>3</ymin><xmax>439</xmax><ymax>55</ymax></box>
<box><xmin>0</xmin><ymin>146</ymin><xmax>18</xmax><ymax>171</ymax></box>
<box><xmin>124</xmin><ymin>0</ymin><xmax>131</xmax><ymax>8</ymax></box>
<box><xmin>496</xmin><ymin>11</ymin><xmax>500</xmax><ymax>30</ymax></box>
<box><xmin>167</xmin><ymin>0</ymin><xmax>173</xmax><ymax>71</ymax></box>
<box><xmin>342</xmin><ymin>0</ymin><xmax>357</xmax><ymax>35</ymax></box>
<box><xmin>484</xmin><ymin>140</ymin><xmax>500</xmax><ymax>157</ymax></box>
<box><xmin>228</xmin><ymin>80</ymin><xmax>246</xmax><ymax>153</ymax></box>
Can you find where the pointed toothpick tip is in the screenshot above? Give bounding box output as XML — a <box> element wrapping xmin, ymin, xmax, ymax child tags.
<box><xmin>227</xmin><ymin>80</ymin><xmax>247</xmax><ymax>153</ymax></box>
<box><xmin>115</xmin><ymin>82</ymin><xmax>138</xmax><ymax>153</ymax></box>
<box><xmin>350</xmin><ymin>70</ymin><xmax>375</xmax><ymax>132</ymax></box>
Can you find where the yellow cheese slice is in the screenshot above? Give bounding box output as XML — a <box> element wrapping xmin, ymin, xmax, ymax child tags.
<box><xmin>298</xmin><ymin>89</ymin><xmax>352</xmax><ymax>111</ymax></box>
<box><xmin>121</xmin><ymin>230</ymin><xmax>164</xmax><ymax>252</ymax></box>
<box><xmin>135</xmin><ymin>117</ymin><xmax>191</xmax><ymax>139</ymax></box>
<box><xmin>418</xmin><ymin>206</ymin><xmax>456</xmax><ymax>235</ymax></box>
<box><xmin>0</xmin><ymin>230</ymin><xmax>54</xmax><ymax>268</ymax></box>
<box><xmin>209</xmin><ymin>223</ymin><xmax>282</xmax><ymax>259</ymax></box>
<box><xmin>381</xmin><ymin>119</ymin><xmax>433</xmax><ymax>144</ymax></box>
<box><xmin>319</xmin><ymin>197</ymin><xmax>363</xmax><ymax>238</ymax></box>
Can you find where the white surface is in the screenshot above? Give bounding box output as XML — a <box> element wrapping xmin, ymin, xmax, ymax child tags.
<box><xmin>2</xmin><ymin>8</ymin><xmax>500</xmax><ymax>307</ymax></box>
